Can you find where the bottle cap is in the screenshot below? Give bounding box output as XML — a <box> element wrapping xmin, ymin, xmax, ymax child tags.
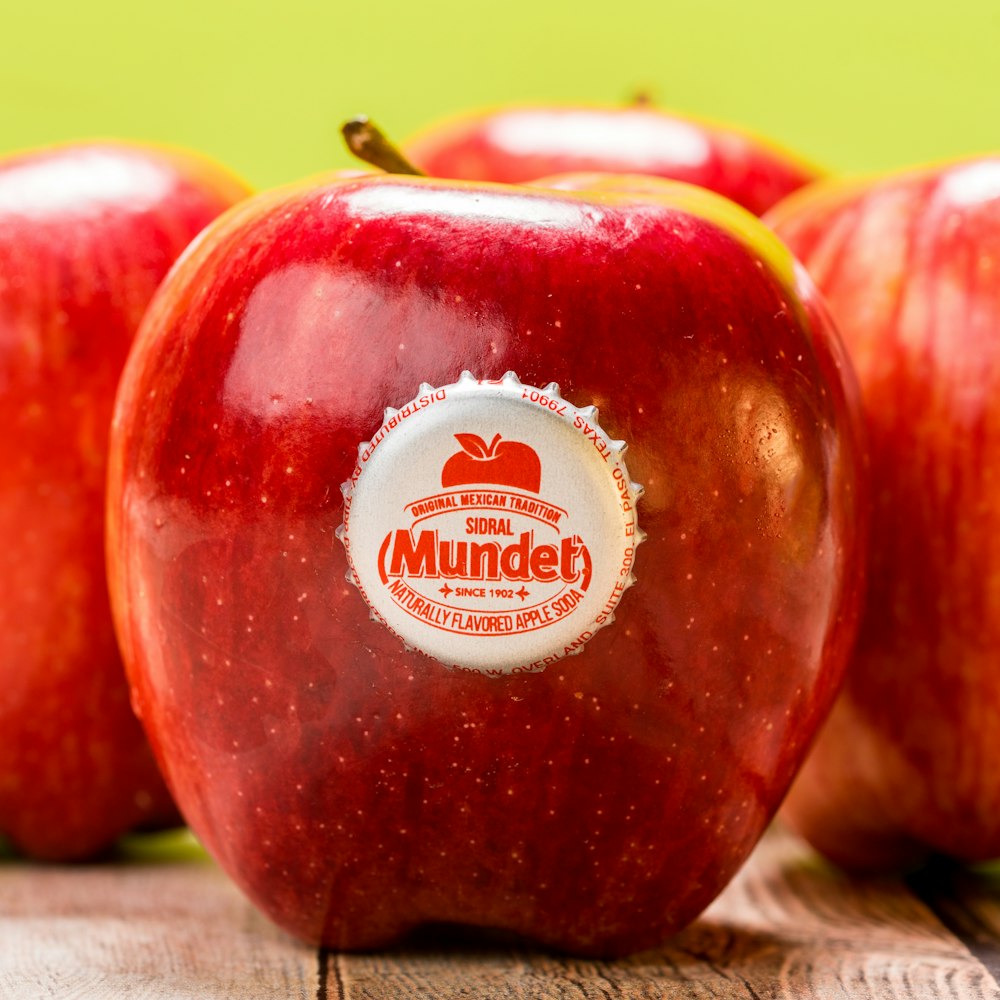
<box><xmin>338</xmin><ymin>371</ymin><xmax>643</xmax><ymax>675</ymax></box>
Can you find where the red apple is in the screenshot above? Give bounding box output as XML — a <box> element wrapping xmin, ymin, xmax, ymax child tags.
<box><xmin>107</xmin><ymin>162</ymin><xmax>866</xmax><ymax>956</ymax></box>
<box><xmin>403</xmin><ymin>104</ymin><xmax>822</xmax><ymax>215</ymax></box>
<box><xmin>767</xmin><ymin>157</ymin><xmax>1000</xmax><ymax>871</ymax></box>
<box><xmin>0</xmin><ymin>141</ymin><xmax>250</xmax><ymax>860</ymax></box>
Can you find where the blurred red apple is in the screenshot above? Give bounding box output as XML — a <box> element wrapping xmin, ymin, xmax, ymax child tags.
<box><xmin>0</xmin><ymin>141</ymin><xmax>249</xmax><ymax>859</ymax></box>
<box><xmin>403</xmin><ymin>104</ymin><xmax>821</xmax><ymax>215</ymax></box>
<box><xmin>767</xmin><ymin>157</ymin><xmax>1000</xmax><ymax>870</ymax></box>
<box><xmin>107</xmin><ymin>164</ymin><xmax>865</xmax><ymax>956</ymax></box>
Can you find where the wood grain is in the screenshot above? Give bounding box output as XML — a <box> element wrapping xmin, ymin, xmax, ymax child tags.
<box><xmin>0</xmin><ymin>854</ymin><xmax>315</xmax><ymax>999</ymax></box>
<box><xmin>908</xmin><ymin>860</ymin><xmax>1000</xmax><ymax>987</ymax></box>
<box><xmin>2</xmin><ymin>826</ymin><xmax>999</xmax><ymax>999</ymax></box>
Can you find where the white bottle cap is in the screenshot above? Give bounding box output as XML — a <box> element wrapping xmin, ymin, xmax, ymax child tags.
<box><xmin>338</xmin><ymin>371</ymin><xmax>643</xmax><ymax>675</ymax></box>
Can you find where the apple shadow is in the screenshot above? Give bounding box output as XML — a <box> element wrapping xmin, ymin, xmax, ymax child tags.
<box><xmin>321</xmin><ymin>919</ymin><xmax>798</xmax><ymax>997</ymax></box>
<box><xmin>0</xmin><ymin>833</ymin><xmax>16</xmax><ymax>862</ymax></box>
<box><xmin>323</xmin><ymin>843</ymin><xmax>1000</xmax><ymax>995</ymax></box>
<box><xmin>906</xmin><ymin>856</ymin><xmax>1000</xmax><ymax>983</ymax></box>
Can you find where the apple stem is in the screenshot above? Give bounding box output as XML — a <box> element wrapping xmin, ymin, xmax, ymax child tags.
<box><xmin>341</xmin><ymin>117</ymin><xmax>425</xmax><ymax>176</ymax></box>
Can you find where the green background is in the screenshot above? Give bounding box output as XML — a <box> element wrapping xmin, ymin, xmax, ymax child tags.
<box><xmin>2</xmin><ymin>0</ymin><xmax>997</xmax><ymax>191</ymax></box>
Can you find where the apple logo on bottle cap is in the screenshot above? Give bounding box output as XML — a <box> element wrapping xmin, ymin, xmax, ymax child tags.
<box><xmin>442</xmin><ymin>432</ymin><xmax>542</xmax><ymax>494</ymax></box>
<box><xmin>338</xmin><ymin>372</ymin><xmax>644</xmax><ymax>675</ymax></box>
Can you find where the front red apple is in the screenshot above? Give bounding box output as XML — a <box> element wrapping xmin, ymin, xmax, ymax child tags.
<box><xmin>107</xmin><ymin>173</ymin><xmax>866</xmax><ymax>956</ymax></box>
<box><xmin>0</xmin><ymin>142</ymin><xmax>250</xmax><ymax>860</ymax></box>
<box><xmin>767</xmin><ymin>158</ymin><xmax>1000</xmax><ymax>871</ymax></box>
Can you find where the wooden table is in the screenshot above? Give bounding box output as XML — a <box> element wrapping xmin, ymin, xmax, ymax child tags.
<box><xmin>3</xmin><ymin>825</ymin><xmax>1000</xmax><ymax>998</ymax></box>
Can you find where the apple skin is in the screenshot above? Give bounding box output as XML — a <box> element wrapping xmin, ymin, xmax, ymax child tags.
<box><xmin>107</xmin><ymin>173</ymin><xmax>866</xmax><ymax>956</ymax></box>
<box><xmin>531</xmin><ymin>170</ymin><xmax>717</xmax><ymax>200</ymax></box>
<box><xmin>767</xmin><ymin>158</ymin><xmax>1000</xmax><ymax>871</ymax></box>
<box><xmin>403</xmin><ymin>105</ymin><xmax>822</xmax><ymax>216</ymax></box>
<box><xmin>0</xmin><ymin>142</ymin><xmax>250</xmax><ymax>860</ymax></box>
